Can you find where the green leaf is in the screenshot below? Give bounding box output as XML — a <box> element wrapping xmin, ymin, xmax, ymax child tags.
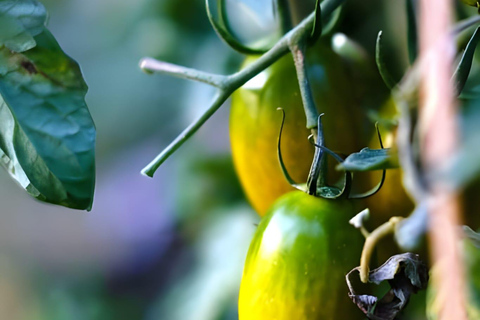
<box><xmin>0</xmin><ymin>29</ymin><xmax>96</xmax><ymax>210</ymax></box>
<box><xmin>375</xmin><ymin>31</ymin><xmax>397</xmax><ymax>90</ymax></box>
<box><xmin>337</xmin><ymin>148</ymin><xmax>399</xmax><ymax>172</ymax></box>
<box><xmin>443</xmin><ymin>98</ymin><xmax>480</xmax><ymax>189</ymax></box>
<box><xmin>0</xmin><ymin>0</ymin><xmax>47</xmax><ymax>52</ymax></box>
<box><xmin>453</xmin><ymin>26</ymin><xmax>480</xmax><ymax>95</ymax></box>
<box><xmin>463</xmin><ymin>225</ymin><xmax>480</xmax><ymax>248</ymax></box>
<box><xmin>395</xmin><ymin>202</ymin><xmax>427</xmax><ymax>250</ymax></box>
<box><xmin>310</xmin><ymin>0</ymin><xmax>322</xmax><ymax>41</ymax></box>
<box><xmin>406</xmin><ymin>0</ymin><xmax>417</xmax><ymax>64</ymax></box>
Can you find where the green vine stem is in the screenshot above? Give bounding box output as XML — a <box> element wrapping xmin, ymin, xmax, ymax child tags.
<box><xmin>288</xmin><ymin>37</ymin><xmax>319</xmax><ymax>130</ymax></box>
<box><xmin>140</xmin><ymin>0</ymin><xmax>346</xmax><ymax>177</ymax></box>
<box><xmin>140</xmin><ymin>58</ymin><xmax>227</xmax><ymax>88</ymax></box>
<box><xmin>359</xmin><ymin>216</ymin><xmax>404</xmax><ymax>283</ymax></box>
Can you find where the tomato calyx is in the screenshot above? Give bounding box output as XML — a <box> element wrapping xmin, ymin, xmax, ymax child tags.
<box><xmin>276</xmin><ymin>109</ymin><xmax>386</xmax><ymax>200</ymax></box>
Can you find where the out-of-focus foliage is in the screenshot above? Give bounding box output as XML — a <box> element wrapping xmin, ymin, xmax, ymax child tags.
<box><xmin>2</xmin><ymin>1</ymin><xmax>480</xmax><ymax>320</ymax></box>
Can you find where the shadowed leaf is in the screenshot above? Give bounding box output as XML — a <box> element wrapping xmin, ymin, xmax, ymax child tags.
<box><xmin>347</xmin><ymin>253</ymin><xmax>429</xmax><ymax>320</ymax></box>
<box><xmin>0</xmin><ymin>29</ymin><xmax>96</xmax><ymax>210</ymax></box>
<box><xmin>337</xmin><ymin>148</ymin><xmax>399</xmax><ymax>172</ymax></box>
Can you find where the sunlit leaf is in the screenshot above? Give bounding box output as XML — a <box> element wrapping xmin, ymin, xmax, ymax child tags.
<box><xmin>0</xmin><ymin>29</ymin><xmax>96</xmax><ymax>210</ymax></box>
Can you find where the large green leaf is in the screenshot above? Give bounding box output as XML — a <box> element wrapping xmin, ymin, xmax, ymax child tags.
<box><xmin>0</xmin><ymin>0</ymin><xmax>47</xmax><ymax>52</ymax></box>
<box><xmin>0</xmin><ymin>29</ymin><xmax>95</xmax><ymax>210</ymax></box>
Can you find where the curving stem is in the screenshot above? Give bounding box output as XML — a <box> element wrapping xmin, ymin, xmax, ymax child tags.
<box><xmin>359</xmin><ymin>216</ymin><xmax>404</xmax><ymax>283</ymax></box>
<box><xmin>141</xmin><ymin>0</ymin><xmax>347</xmax><ymax>177</ymax></box>
<box><xmin>288</xmin><ymin>34</ymin><xmax>329</xmax><ymax>193</ymax></box>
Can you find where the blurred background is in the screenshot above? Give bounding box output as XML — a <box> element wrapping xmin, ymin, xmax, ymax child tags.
<box><xmin>0</xmin><ymin>0</ymin><xmax>479</xmax><ymax>319</ymax></box>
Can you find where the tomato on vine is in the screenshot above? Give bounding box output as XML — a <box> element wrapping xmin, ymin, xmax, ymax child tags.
<box><xmin>238</xmin><ymin>191</ymin><xmax>364</xmax><ymax>320</ymax></box>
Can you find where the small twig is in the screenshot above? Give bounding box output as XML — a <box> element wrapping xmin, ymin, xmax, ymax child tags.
<box><xmin>139</xmin><ymin>58</ymin><xmax>227</xmax><ymax>89</ymax></box>
<box><xmin>141</xmin><ymin>91</ymin><xmax>229</xmax><ymax>176</ymax></box>
<box><xmin>141</xmin><ymin>0</ymin><xmax>346</xmax><ymax>177</ymax></box>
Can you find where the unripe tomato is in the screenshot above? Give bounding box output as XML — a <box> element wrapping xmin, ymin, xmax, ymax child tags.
<box><xmin>238</xmin><ymin>191</ymin><xmax>364</xmax><ymax>320</ymax></box>
<box><xmin>364</xmin><ymin>97</ymin><xmax>414</xmax><ymax>225</ymax></box>
<box><xmin>460</xmin><ymin>0</ymin><xmax>479</xmax><ymax>7</ymax></box>
<box><xmin>230</xmin><ymin>40</ymin><xmax>366</xmax><ymax>216</ymax></box>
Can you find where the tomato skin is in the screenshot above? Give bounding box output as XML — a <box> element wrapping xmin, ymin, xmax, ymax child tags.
<box><xmin>461</xmin><ymin>0</ymin><xmax>478</xmax><ymax>7</ymax></box>
<box><xmin>230</xmin><ymin>40</ymin><xmax>365</xmax><ymax>216</ymax></box>
<box><xmin>364</xmin><ymin>97</ymin><xmax>414</xmax><ymax>224</ymax></box>
<box><xmin>238</xmin><ymin>191</ymin><xmax>364</xmax><ymax>320</ymax></box>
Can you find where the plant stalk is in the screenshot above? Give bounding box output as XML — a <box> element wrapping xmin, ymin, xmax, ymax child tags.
<box><xmin>418</xmin><ymin>0</ymin><xmax>467</xmax><ymax>318</ymax></box>
<box><xmin>141</xmin><ymin>0</ymin><xmax>346</xmax><ymax>176</ymax></box>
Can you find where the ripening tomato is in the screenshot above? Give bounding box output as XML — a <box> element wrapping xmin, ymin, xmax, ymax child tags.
<box><xmin>238</xmin><ymin>191</ymin><xmax>364</xmax><ymax>320</ymax></box>
<box><xmin>460</xmin><ymin>0</ymin><xmax>479</xmax><ymax>7</ymax></box>
<box><xmin>230</xmin><ymin>40</ymin><xmax>369</xmax><ymax>216</ymax></box>
<box><xmin>364</xmin><ymin>97</ymin><xmax>414</xmax><ymax>225</ymax></box>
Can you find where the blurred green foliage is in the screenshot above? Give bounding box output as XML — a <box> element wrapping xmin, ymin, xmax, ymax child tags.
<box><xmin>2</xmin><ymin>1</ymin><xmax>480</xmax><ymax>320</ymax></box>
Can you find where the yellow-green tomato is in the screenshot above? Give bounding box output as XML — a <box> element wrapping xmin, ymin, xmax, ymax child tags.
<box><xmin>461</xmin><ymin>0</ymin><xmax>479</xmax><ymax>7</ymax></box>
<box><xmin>364</xmin><ymin>97</ymin><xmax>414</xmax><ymax>225</ymax></box>
<box><xmin>230</xmin><ymin>40</ymin><xmax>365</xmax><ymax>216</ymax></box>
<box><xmin>238</xmin><ymin>191</ymin><xmax>364</xmax><ymax>320</ymax></box>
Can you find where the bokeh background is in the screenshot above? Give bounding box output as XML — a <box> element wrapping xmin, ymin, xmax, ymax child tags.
<box><xmin>0</xmin><ymin>0</ymin><xmax>479</xmax><ymax>319</ymax></box>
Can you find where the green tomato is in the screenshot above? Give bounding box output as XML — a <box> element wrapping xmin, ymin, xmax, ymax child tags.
<box><xmin>461</xmin><ymin>0</ymin><xmax>479</xmax><ymax>7</ymax></box>
<box><xmin>364</xmin><ymin>97</ymin><xmax>414</xmax><ymax>223</ymax></box>
<box><xmin>230</xmin><ymin>40</ymin><xmax>368</xmax><ymax>216</ymax></box>
<box><xmin>238</xmin><ymin>191</ymin><xmax>364</xmax><ymax>320</ymax></box>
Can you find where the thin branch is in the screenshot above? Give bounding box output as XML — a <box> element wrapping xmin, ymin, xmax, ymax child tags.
<box><xmin>141</xmin><ymin>91</ymin><xmax>229</xmax><ymax>177</ymax></box>
<box><xmin>139</xmin><ymin>58</ymin><xmax>227</xmax><ymax>89</ymax></box>
<box><xmin>359</xmin><ymin>217</ymin><xmax>403</xmax><ymax>283</ymax></box>
<box><xmin>141</xmin><ymin>0</ymin><xmax>347</xmax><ymax>176</ymax></box>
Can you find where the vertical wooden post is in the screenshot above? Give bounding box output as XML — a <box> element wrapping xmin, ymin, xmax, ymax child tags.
<box><xmin>419</xmin><ymin>0</ymin><xmax>467</xmax><ymax>319</ymax></box>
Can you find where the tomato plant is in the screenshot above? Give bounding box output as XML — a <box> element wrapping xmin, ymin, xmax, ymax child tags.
<box><xmin>230</xmin><ymin>39</ymin><xmax>369</xmax><ymax>216</ymax></box>
<box><xmin>238</xmin><ymin>191</ymin><xmax>364</xmax><ymax>320</ymax></box>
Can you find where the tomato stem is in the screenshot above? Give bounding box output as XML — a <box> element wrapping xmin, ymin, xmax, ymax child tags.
<box><xmin>359</xmin><ymin>216</ymin><xmax>403</xmax><ymax>283</ymax></box>
<box><xmin>306</xmin><ymin>118</ymin><xmax>326</xmax><ymax>194</ymax></box>
<box><xmin>140</xmin><ymin>0</ymin><xmax>348</xmax><ymax>176</ymax></box>
<box><xmin>288</xmin><ymin>38</ymin><xmax>319</xmax><ymax>130</ymax></box>
<box><xmin>139</xmin><ymin>58</ymin><xmax>227</xmax><ymax>89</ymax></box>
